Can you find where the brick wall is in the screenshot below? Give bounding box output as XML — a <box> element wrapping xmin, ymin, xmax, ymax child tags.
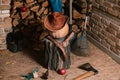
<box><xmin>0</xmin><ymin>0</ymin><xmax>12</xmax><ymax>49</ymax></box>
<box><xmin>88</xmin><ymin>0</ymin><xmax>120</xmax><ymax>58</ymax></box>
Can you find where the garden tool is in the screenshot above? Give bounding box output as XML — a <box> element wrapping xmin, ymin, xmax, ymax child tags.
<box><xmin>69</xmin><ymin>0</ymin><xmax>73</xmax><ymax>28</ymax></box>
<box><xmin>71</xmin><ymin>0</ymin><xmax>91</xmax><ymax>57</ymax></box>
<box><xmin>20</xmin><ymin>67</ymin><xmax>39</xmax><ymax>80</ymax></box>
<box><xmin>73</xmin><ymin>63</ymin><xmax>98</xmax><ymax>80</ymax></box>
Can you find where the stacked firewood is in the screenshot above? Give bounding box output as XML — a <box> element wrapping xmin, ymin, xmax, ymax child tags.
<box><xmin>70</xmin><ymin>0</ymin><xmax>93</xmax><ymax>39</ymax></box>
<box><xmin>10</xmin><ymin>0</ymin><xmax>92</xmax><ymax>34</ymax></box>
<box><xmin>10</xmin><ymin>0</ymin><xmax>50</xmax><ymax>50</ymax></box>
<box><xmin>10</xmin><ymin>0</ymin><xmax>92</xmax><ymax>26</ymax></box>
<box><xmin>10</xmin><ymin>0</ymin><xmax>92</xmax><ymax>50</ymax></box>
<box><xmin>10</xmin><ymin>0</ymin><xmax>49</xmax><ymax>32</ymax></box>
<box><xmin>9</xmin><ymin>0</ymin><xmax>93</xmax><ymax>72</ymax></box>
<box><xmin>72</xmin><ymin>0</ymin><xmax>93</xmax><ymax>25</ymax></box>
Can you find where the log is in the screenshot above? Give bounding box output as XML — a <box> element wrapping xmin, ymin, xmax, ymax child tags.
<box><xmin>23</xmin><ymin>19</ymin><xmax>28</xmax><ymax>25</ymax></box>
<box><xmin>42</xmin><ymin>1</ymin><xmax>49</xmax><ymax>7</ymax></box>
<box><xmin>29</xmin><ymin>19</ymin><xmax>36</xmax><ymax>25</ymax></box>
<box><xmin>10</xmin><ymin>10</ymin><xmax>17</xmax><ymax>18</ymax></box>
<box><xmin>13</xmin><ymin>1</ymin><xmax>23</xmax><ymax>9</ymax></box>
<box><xmin>80</xmin><ymin>0</ymin><xmax>93</xmax><ymax>3</ymax></box>
<box><xmin>44</xmin><ymin>38</ymin><xmax>71</xmax><ymax>70</ymax></box>
<box><xmin>39</xmin><ymin>30</ymin><xmax>49</xmax><ymax>40</ymax></box>
<box><xmin>62</xmin><ymin>32</ymin><xmax>75</xmax><ymax>47</ymax></box>
<box><xmin>27</xmin><ymin>14</ymin><xmax>34</xmax><ymax>19</ymax></box>
<box><xmin>72</xmin><ymin>25</ymin><xmax>79</xmax><ymax>32</ymax></box>
<box><xmin>21</xmin><ymin>11</ymin><xmax>30</xmax><ymax>19</ymax></box>
<box><xmin>30</xmin><ymin>5</ymin><xmax>39</xmax><ymax>12</ymax></box>
<box><xmin>77</xmin><ymin>32</ymin><xmax>82</xmax><ymax>38</ymax></box>
<box><xmin>37</xmin><ymin>0</ymin><xmax>45</xmax><ymax>3</ymax></box>
<box><xmin>73</xmin><ymin>9</ymin><xmax>83</xmax><ymax>19</ymax></box>
<box><xmin>44</xmin><ymin>8</ymin><xmax>48</xmax><ymax>15</ymax></box>
<box><xmin>12</xmin><ymin>13</ymin><xmax>20</xmax><ymax>19</ymax></box>
<box><xmin>62</xmin><ymin>0</ymin><xmax>67</xmax><ymax>3</ymax></box>
<box><xmin>73</xmin><ymin>0</ymin><xmax>92</xmax><ymax>14</ymax></box>
<box><xmin>26</xmin><ymin>0</ymin><xmax>34</xmax><ymax>4</ymax></box>
<box><xmin>73</xmin><ymin>1</ymin><xmax>87</xmax><ymax>8</ymax></box>
<box><xmin>12</xmin><ymin>19</ymin><xmax>19</xmax><ymax>27</ymax></box>
<box><xmin>36</xmin><ymin>17</ymin><xmax>41</xmax><ymax>24</ymax></box>
<box><xmin>26</xmin><ymin>2</ymin><xmax>36</xmax><ymax>8</ymax></box>
<box><xmin>81</xmin><ymin>8</ymin><xmax>86</xmax><ymax>14</ymax></box>
<box><xmin>36</xmin><ymin>7</ymin><xmax>45</xmax><ymax>16</ymax></box>
<box><xmin>89</xmin><ymin>4</ymin><xmax>93</xmax><ymax>12</ymax></box>
<box><xmin>72</xmin><ymin>3</ymin><xmax>82</xmax><ymax>14</ymax></box>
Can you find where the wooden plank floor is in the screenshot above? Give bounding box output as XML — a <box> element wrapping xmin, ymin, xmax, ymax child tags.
<box><xmin>0</xmin><ymin>42</ymin><xmax>120</xmax><ymax>80</ymax></box>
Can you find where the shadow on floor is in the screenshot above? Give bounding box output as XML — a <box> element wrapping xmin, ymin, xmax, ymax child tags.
<box><xmin>22</xmin><ymin>47</ymin><xmax>47</xmax><ymax>68</ymax></box>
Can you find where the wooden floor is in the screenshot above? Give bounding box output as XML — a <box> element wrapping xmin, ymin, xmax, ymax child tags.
<box><xmin>0</xmin><ymin>42</ymin><xmax>120</xmax><ymax>80</ymax></box>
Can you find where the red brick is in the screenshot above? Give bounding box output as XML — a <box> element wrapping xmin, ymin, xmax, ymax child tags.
<box><xmin>107</xmin><ymin>0</ymin><xmax>118</xmax><ymax>4</ymax></box>
<box><xmin>116</xmin><ymin>49</ymin><xmax>120</xmax><ymax>56</ymax></box>
<box><xmin>92</xmin><ymin>14</ymin><xmax>101</xmax><ymax>22</ymax></box>
<box><xmin>101</xmin><ymin>29</ymin><xmax>109</xmax><ymax>37</ymax></box>
<box><xmin>4</xmin><ymin>27</ymin><xmax>12</xmax><ymax>33</ymax></box>
<box><xmin>107</xmin><ymin>39</ymin><xmax>116</xmax><ymax>47</ymax></box>
<box><xmin>99</xmin><ymin>5</ymin><xmax>107</xmax><ymax>12</ymax></box>
<box><xmin>101</xmin><ymin>18</ymin><xmax>110</xmax><ymax>26</ymax></box>
<box><xmin>95</xmin><ymin>0</ymin><xmax>100</xmax><ymax>4</ymax></box>
<box><xmin>98</xmin><ymin>33</ymin><xmax>107</xmax><ymax>40</ymax></box>
<box><xmin>109</xmin><ymin>34</ymin><xmax>119</xmax><ymax>42</ymax></box>
<box><xmin>116</xmin><ymin>32</ymin><xmax>120</xmax><ymax>39</ymax></box>
<box><xmin>0</xmin><ymin>5</ymin><xmax>10</xmax><ymax>10</ymax></box>
<box><xmin>112</xmin><ymin>5</ymin><xmax>120</xmax><ymax>11</ymax></box>
<box><xmin>0</xmin><ymin>17</ymin><xmax>2</xmax><ymax>22</ymax></box>
<box><xmin>0</xmin><ymin>44</ymin><xmax>7</xmax><ymax>50</ymax></box>
<box><xmin>116</xmin><ymin>13</ymin><xmax>120</xmax><ymax>18</ymax></box>
<box><xmin>116</xmin><ymin>44</ymin><xmax>120</xmax><ymax>50</ymax></box>
<box><xmin>96</xmin><ymin>25</ymin><xmax>102</xmax><ymax>32</ymax></box>
<box><xmin>0</xmin><ymin>33</ymin><xmax>6</xmax><ymax>38</ymax></box>
<box><xmin>101</xmin><ymin>40</ymin><xmax>110</xmax><ymax>48</ymax></box>
<box><xmin>2</xmin><ymin>0</ymin><xmax>10</xmax><ymax>4</ymax></box>
<box><xmin>110</xmin><ymin>47</ymin><xmax>117</xmax><ymax>53</ymax></box>
<box><xmin>118</xmin><ymin>1</ymin><xmax>120</xmax><ymax>6</ymax></box>
<box><xmin>107</xmin><ymin>8</ymin><xmax>119</xmax><ymax>17</ymax></box>
<box><xmin>0</xmin><ymin>38</ymin><xmax>6</xmax><ymax>44</ymax></box>
<box><xmin>93</xmin><ymin>2</ymin><xmax>99</xmax><ymax>8</ymax></box>
<box><xmin>0</xmin><ymin>27</ymin><xmax>4</xmax><ymax>34</ymax></box>
<box><xmin>116</xmin><ymin>45</ymin><xmax>120</xmax><ymax>56</ymax></box>
<box><xmin>4</xmin><ymin>17</ymin><xmax>11</xmax><ymax>23</ymax></box>
<box><xmin>106</xmin><ymin>27</ymin><xmax>116</xmax><ymax>35</ymax></box>
<box><xmin>103</xmin><ymin>2</ymin><xmax>113</xmax><ymax>8</ymax></box>
<box><xmin>110</xmin><ymin>22</ymin><xmax>119</xmax><ymax>31</ymax></box>
<box><xmin>90</xmin><ymin>17</ymin><xmax>98</xmax><ymax>25</ymax></box>
<box><xmin>91</xmin><ymin>28</ymin><xmax>98</xmax><ymax>35</ymax></box>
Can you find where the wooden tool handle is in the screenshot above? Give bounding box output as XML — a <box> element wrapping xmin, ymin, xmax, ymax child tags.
<box><xmin>64</xmin><ymin>32</ymin><xmax>74</xmax><ymax>43</ymax></box>
<box><xmin>47</xmin><ymin>36</ymin><xmax>67</xmax><ymax>59</ymax></box>
<box><xmin>73</xmin><ymin>71</ymin><xmax>94</xmax><ymax>80</ymax></box>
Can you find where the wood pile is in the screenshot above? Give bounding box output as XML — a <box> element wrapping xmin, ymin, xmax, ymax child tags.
<box><xmin>10</xmin><ymin>0</ymin><xmax>92</xmax><ymax>32</ymax></box>
<box><xmin>10</xmin><ymin>0</ymin><xmax>92</xmax><ymax>50</ymax></box>
<box><xmin>10</xmin><ymin>0</ymin><xmax>49</xmax><ymax>32</ymax></box>
<box><xmin>72</xmin><ymin>0</ymin><xmax>93</xmax><ymax>26</ymax></box>
<box><xmin>63</xmin><ymin>0</ymin><xmax>93</xmax><ymax>40</ymax></box>
<box><xmin>9</xmin><ymin>0</ymin><xmax>93</xmax><ymax>71</ymax></box>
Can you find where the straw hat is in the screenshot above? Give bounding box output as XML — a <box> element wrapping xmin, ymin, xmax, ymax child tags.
<box><xmin>44</xmin><ymin>12</ymin><xmax>68</xmax><ymax>31</ymax></box>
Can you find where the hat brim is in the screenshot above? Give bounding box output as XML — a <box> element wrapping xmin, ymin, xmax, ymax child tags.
<box><xmin>44</xmin><ymin>14</ymin><xmax>68</xmax><ymax>31</ymax></box>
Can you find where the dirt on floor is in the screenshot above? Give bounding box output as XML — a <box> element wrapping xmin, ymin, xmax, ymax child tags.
<box><xmin>0</xmin><ymin>42</ymin><xmax>120</xmax><ymax>80</ymax></box>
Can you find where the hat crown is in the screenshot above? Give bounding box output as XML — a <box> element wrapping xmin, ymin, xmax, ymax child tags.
<box><xmin>44</xmin><ymin>12</ymin><xmax>68</xmax><ymax>31</ymax></box>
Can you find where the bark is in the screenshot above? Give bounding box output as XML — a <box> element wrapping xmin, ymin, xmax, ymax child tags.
<box><xmin>44</xmin><ymin>38</ymin><xmax>71</xmax><ymax>71</ymax></box>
